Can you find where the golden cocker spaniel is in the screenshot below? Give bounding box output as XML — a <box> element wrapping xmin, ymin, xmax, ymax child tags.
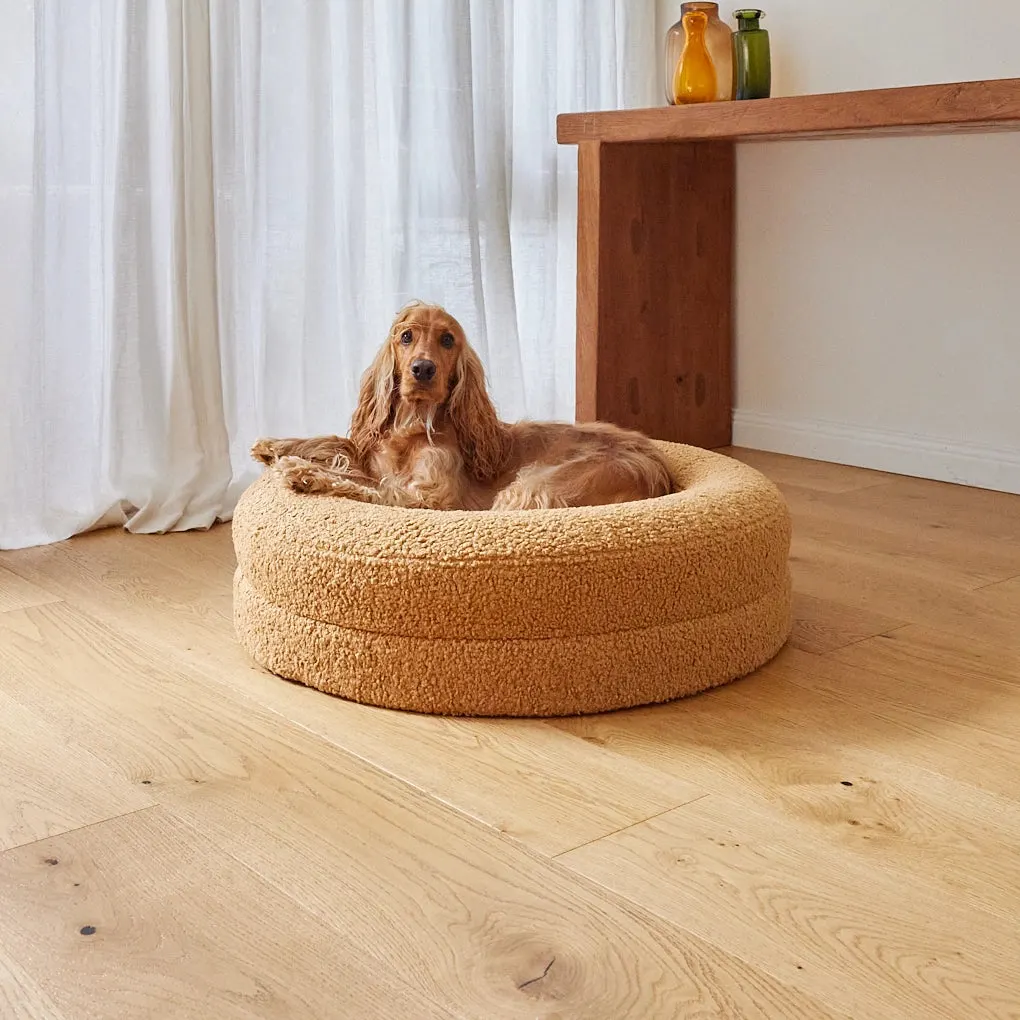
<box><xmin>252</xmin><ymin>302</ymin><xmax>671</xmax><ymax>510</ymax></box>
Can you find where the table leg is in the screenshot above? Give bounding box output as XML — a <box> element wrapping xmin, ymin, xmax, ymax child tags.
<box><xmin>575</xmin><ymin>140</ymin><xmax>735</xmax><ymax>448</ymax></box>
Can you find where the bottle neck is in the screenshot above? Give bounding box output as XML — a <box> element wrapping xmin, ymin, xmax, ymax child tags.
<box><xmin>734</xmin><ymin>9</ymin><xmax>765</xmax><ymax>31</ymax></box>
<box><xmin>685</xmin><ymin>20</ymin><xmax>708</xmax><ymax>38</ymax></box>
<box><xmin>681</xmin><ymin>2</ymin><xmax>720</xmax><ymax>15</ymax></box>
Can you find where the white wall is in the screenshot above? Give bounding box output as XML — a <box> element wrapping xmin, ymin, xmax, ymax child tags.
<box><xmin>660</xmin><ymin>1</ymin><xmax>1020</xmax><ymax>492</ymax></box>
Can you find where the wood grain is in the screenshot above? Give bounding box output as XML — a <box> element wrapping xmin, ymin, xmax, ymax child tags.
<box><xmin>0</xmin><ymin>565</ymin><xmax>61</xmax><ymax>614</ymax></box>
<box><xmin>0</xmin><ymin>579</ymin><xmax>704</xmax><ymax>858</ymax></box>
<box><xmin>773</xmin><ymin>646</ymin><xmax>1020</xmax><ymax>806</ymax></box>
<box><xmin>818</xmin><ymin>633</ymin><xmax>1020</xmax><ymax>745</ymax></box>
<box><xmin>0</xmin><ymin>684</ymin><xmax>152</xmax><ymax>852</ymax></box>
<box><xmin>831</xmin><ymin>620</ymin><xmax>1020</xmax><ymax>688</ymax></box>
<box><xmin>561</xmin><ymin>796</ymin><xmax>1020</xmax><ymax>1020</ymax></box>
<box><xmin>0</xmin><ymin>608</ymin><xmax>839</xmax><ymax>1018</ymax></box>
<box><xmin>789</xmin><ymin>537</ymin><xmax>1020</xmax><ymax>648</ymax></box>
<box><xmin>3</xmin><ymin>448</ymin><xmax>1020</xmax><ymax>1018</ymax></box>
<box><xmin>218</xmin><ymin>686</ymin><xmax>708</xmax><ymax>857</ymax></box>
<box><xmin>789</xmin><ymin>591</ymin><xmax>905</xmax><ymax>654</ymax></box>
<box><xmin>984</xmin><ymin>573</ymin><xmax>1020</xmax><ymax>598</ymax></box>
<box><xmin>557</xmin><ymin>651</ymin><xmax>1020</xmax><ymax>923</ymax></box>
<box><xmin>779</xmin><ymin>482</ymin><xmax>1020</xmax><ymax>589</ymax></box>
<box><xmin>575</xmin><ymin>140</ymin><xmax>734</xmax><ymax>446</ymax></box>
<box><xmin>562</xmin><ymin>81</ymin><xmax>1020</xmax><ymax>450</ymax></box>
<box><xmin>721</xmin><ymin>447</ymin><xmax>895</xmax><ymax>493</ymax></box>
<box><xmin>558</xmin><ymin>77</ymin><xmax>1020</xmax><ymax>144</ymax></box>
<box><xmin>827</xmin><ymin>473</ymin><xmax>1020</xmax><ymax>540</ymax></box>
<box><xmin>0</xmin><ymin>601</ymin><xmax>287</xmax><ymax>785</ymax></box>
<box><xmin>0</xmin><ymin>952</ymin><xmax>68</xmax><ymax>1020</ymax></box>
<box><xmin>148</xmin><ymin>704</ymin><xmax>838</xmax><ymax>1019</ymax></box>
<box><xmin>575</xmin><ymin>141</ymin><xmax>601</xmax><ymax>424</ymax></box>
<box><xmin>0</xmin><ymin>808</ymin><xmax>456</xmax><ymax>1020</ymax></box>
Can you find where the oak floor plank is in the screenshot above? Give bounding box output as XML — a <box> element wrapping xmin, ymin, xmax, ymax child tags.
<box><xmin>721</xmin><ymin>448</ymin><xmax>896</xmax><ymax>493</ymax></box>
<box><xmin>784</xmin><ymin>486</ymin><xmax>1020</xmax><ymax>589</ymax></box>
<box><xmin>830</xmin><ymin>619</ymin><xmax>1020</xmax><ymax>690</ymax></box>
<box><xmin>0</xmin><ymin>540</ymin><xmax>705</xmax><ymax>857</ymax></box>
<box><xmin>829</xmin><ymin>473</ymin><xmax>1020</xmax><ymax>541</ymax></box>
<box><xmin>0</xmin><ymin>564</ymin><xmax>61</xmax><ymax>615</ymax></box>
<box><xmin>0</xmin><ymin>609</ymin><xmax>839</xmax><ymax>1019</ymax></box>
<box><xmin>0</xmin><ymin>808</ymin><xmax>457</xmax><ymax>1020</ymax></box>
<box><xmin>0</xmin><ymin>685</ymin><xmax>153</xmax><ymax>852</ymax></box>
<box><xmin>4</xmin><ymin>448</ymin><xmax>1020</xmax><ymax>1018</ymax></box>
<box><xmin>147</xmin><ymin>710</ymin><xmax>839</xmax><ymax>1019</ymax></box>
<box><xmin>236</xmin><ymin>689</ymin><xmax>709</xmax><ymax>855</ymax></box>
<box><xmin>560</xmin><ymin>796</ymin><xmax>1020</xmax><ymax>1020</ymax></box>
<box><xmin>780</xmin><ymin>643</ymin><xmax>1020</xmax><ymax>761</ymax></box>
<box><xmin>0</xmin><ymin>952</ymin><xmax>69</xmax><ymax>1020</ymax></box>
<box><xmin>0</xmin><ymin>603</ymin><xmax>273</xmax><ymax>786</ymax></box>
<box><xmin>789</xmin><ymin>536</ymin><xmax>1020</xmax><ymax>645</ymax></box>
<box><xmin>789</xmin><ymin>591</ymin><xmax>907</xmax><ymax>654</ymax></box>
<box><xmin>556</xmin><ymin>650</ymin><xmax>1020</xmax><ymax>923</ymax></box>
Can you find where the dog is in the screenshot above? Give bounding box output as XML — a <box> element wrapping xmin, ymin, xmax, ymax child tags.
<box><xmin>251</xmin><ymin>302</ymin><xmax>672</xmax><ymax>510</ymax></box>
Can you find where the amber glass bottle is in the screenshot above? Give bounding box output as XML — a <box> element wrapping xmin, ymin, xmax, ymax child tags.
<box><xmin>672</xmin><ymin>11</ymin><xmax>716</xmax><ymax>105</ymax></box>
<box><xmin>665</xmin><ymin>2</ymin><xmax>734</xmax><ymax>104</ymax></box>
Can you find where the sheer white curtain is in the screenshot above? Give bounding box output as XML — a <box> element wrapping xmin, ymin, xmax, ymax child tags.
<box><xmin>0</xmin><ymin>0</ymin><xmax>656</xmax><ymax>550</ymax></box>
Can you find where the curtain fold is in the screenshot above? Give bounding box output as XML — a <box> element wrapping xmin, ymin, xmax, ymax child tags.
<box><xmin>0</xmin><ymin>0</ymin><xmax>656</xmax><ymax>550</ymax></box>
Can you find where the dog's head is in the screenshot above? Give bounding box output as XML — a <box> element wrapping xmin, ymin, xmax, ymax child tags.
<box><xmin>389</xmin><ymin>301</ymin><xmax>466</xmax><ymax>407</ymax></box>
<box><xmin>349</xmin><ymin>302</ymin><xmax>509</xmax><ymax>481</ymax></box>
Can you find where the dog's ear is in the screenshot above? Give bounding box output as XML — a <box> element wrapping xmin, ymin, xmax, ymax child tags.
<box><xmin>349</xmin><ymin>339</ymin><xmax>396</xmax><ymax>459</ymax></box>
<box><xmin>447</xmin><ymin>344</ymin><xmax>510</xmax><ymax>482</ymax></box>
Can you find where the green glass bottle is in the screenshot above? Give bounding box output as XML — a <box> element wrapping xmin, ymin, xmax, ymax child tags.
<box><xmin>732</xmin><ymin>9</ymin><xmax>771</xmax><ymax>100</ymax></box>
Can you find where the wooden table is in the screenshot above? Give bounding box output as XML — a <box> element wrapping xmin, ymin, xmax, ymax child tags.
<box><xmin>557</xmin><ymin>78</ymin><xmax>1020</xmax><ymax>448</ymax></box>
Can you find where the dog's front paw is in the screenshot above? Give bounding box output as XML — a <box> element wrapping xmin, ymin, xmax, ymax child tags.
<box><xmin>276</xmin><ymin>455</ymin><xmax>326</xmax><ymax>494</ymax></box>
<box><xmin>251</xmin><ymin>438</ymin><xmax>283</xmax><ymax>466</ymax></box>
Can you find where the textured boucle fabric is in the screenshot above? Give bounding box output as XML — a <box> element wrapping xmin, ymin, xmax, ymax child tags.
<box><xmin>232</xmin><ymin>442</ymin><xmax>792</xmax><ymax>717</ymax></box>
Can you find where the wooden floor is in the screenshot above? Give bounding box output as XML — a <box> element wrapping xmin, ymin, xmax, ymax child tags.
<box><xmin>2</xmin><ymin>449</ymin><xmax>1020</xmax><ymax>1019</ymax></box>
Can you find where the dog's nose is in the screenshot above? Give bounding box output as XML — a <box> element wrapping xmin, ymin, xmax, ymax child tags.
<box><xmin>411</xmin><ymin>359</ymin><xmax>437</xmax><ymax>383</ymax></box>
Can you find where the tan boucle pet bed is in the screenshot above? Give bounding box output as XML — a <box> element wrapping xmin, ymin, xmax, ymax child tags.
<box><xmin>232</xmin><ymin>442</ymin><xmax>792</xmax><ymax>717</ymax></box>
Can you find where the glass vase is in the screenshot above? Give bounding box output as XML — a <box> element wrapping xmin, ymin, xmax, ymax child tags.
<box><xmin>673</xmin><ymin>11</ymin><xmax>716</xmax><ymax>105</ymax></box>
<box><xmin>665</xmin><ymin>2</ymin><xmax>734</xmax><ymax>105</ymax></box>
<box><xmin>733</xmin><ymin>9</ymin><xmax>771</xmax><ymax>100</ymax></box>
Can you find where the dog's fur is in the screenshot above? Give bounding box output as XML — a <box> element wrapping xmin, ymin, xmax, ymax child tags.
<box><xmin>251</xmin><ymin>303</ymin><xmax>672</xmax><ymax>510</ymax></box>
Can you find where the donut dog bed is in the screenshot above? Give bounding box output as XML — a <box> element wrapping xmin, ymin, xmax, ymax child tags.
<box><xmin>232</xmin><ymin>442</ymin><xmax>792</xmax><ymax>717</ymax></box>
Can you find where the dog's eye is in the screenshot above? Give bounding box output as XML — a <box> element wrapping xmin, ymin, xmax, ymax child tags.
<box><xmin>400</xmin><ymin>330</ymin><xmax>413</xmax><ymax>345</ymax></box>
<box><xmin>440</xmin><ymin>332</ymin><xmax>455</xmax><ymax>349</ymax></box>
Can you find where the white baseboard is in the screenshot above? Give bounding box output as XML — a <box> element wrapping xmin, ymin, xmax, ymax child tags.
<box><xmin>732</xmin><ymin>410</ymin><xmax>1020</xmax><ymax>495</ymax></box>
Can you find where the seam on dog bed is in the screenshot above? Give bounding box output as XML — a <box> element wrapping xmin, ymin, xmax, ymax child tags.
<box><xmin>235</xmin><ymin>567</ymin><xmax>791</xmax><ymax>644</ymax></box>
